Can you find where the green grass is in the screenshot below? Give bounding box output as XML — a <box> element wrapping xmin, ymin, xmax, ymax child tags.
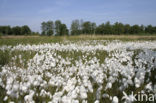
<box><xmin>0</xmin><ymin>50</ymin><xmax>36</xmax><ymax>69</ymax></box>
<box><xmin>0</xmin><ymin>50</ymin><xmax>10</xmax><ymax>67</ymax></box>
<box><xmin>0</xmin><ymin>35</ymin><xmax>156</xmax><ymax>46</ymax></box>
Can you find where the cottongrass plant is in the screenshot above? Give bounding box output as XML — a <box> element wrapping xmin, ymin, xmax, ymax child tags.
<box><xmin>0</xmin><ymin>40</ymin><xmax>156</xmax><ymax>103</ymax></box>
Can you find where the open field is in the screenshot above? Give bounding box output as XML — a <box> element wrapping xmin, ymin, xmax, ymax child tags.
<box><xmin>1</xmin><ymin>35</ymin><xmax>156</xmax><ymax>46</ymax></box>
<box><xmin>0</xmin><ymin>36</ymin><xmax>156</xmax><ymax>103</ymax></box>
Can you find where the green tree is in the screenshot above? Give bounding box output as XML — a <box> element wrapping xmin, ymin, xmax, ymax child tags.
<box><xmin>82</xmin><ymin>21</ymin><xmax>92</xmax><ymax>34</ymax></box>
<box><xmin>154</xmin><ymin>26</ymin><xmax>156</xmax><ymax>34</ymax></box>
<box><xmin>41</xmin><ymin>21</ymin><xmax>54</xmax><ymax>35</ymax></box>
<box><xmin>47</xmin><ymin>29</ymin><xmax>53</xmax><ymax>36</ymax></box>
<box><xmin>60</xmin><ymin>24</ymin><xmax>68</xmax><ymax>35</ymax></box>
<box><xmin>70</xmin><ymin>20</ymin><xmax>81</xmax><ymax>35</ymax></box>
<box><xmin>21</xmin><ymin>25</ymin><xmax>31</xmax><ymax>35</ymax></box>
<box><xmin>130</xmin><ymin>25</ymin><xmax>141</xmax><ymax>34</ymax></box>
<box><xmin>113</xmin><ymin>22</ymin><xmax>124</xmax><ymax>35</ymax></box>
<box><xmin>91</xmin><ymin>22</ymin><xmax>96</xmax><ymax>34</ymax></box>
<box><xmin>47</xmin><ymin>21</ymin><xmax>54</xmax><ymax>36</ymax></box>
<box><xmin>6</xmin><ymin>26</ymin><xmax>12</xmax><ymax>35</ymax></box>
<box><xmin>55</xmin><ymin>20</ymin><xmax>62</xmax><ymax>36</ymax></box>
<box><xmin>0</xmin><ymin>26</ymin><xmax>12</xmax><ymax>35</ymax></box>
<box><xmin>145</xmin><ymin>25</ymin><xmax>155</xmax><ymax>34</ymax></box>
<box><xmin>12</xmin><ymin>26</ymin><xmax>21</xmax><ymax>35</ymax></box>
<box><xmin>124</xmin><ymin>24</ymin><xmax>131</xmax><ymax>34</ymax></box>
<box><xmin>96</xmin><ymin>23</ymin><xmax>105</xmax><ymax>34</ymax></box>
<box><xmin>96</xmin><ymin>21</ymin><xmax>113</xmax><ymax>35</ymax></box>
<box><xmin>41</xmin><ymin>31</ymin><xmax>45</xmax><ymax>35</ymax></box>
<box><xmin>140</xmin><ymin>25</ymin><xmax>145</xmax><ymax>33</ymax></box>
<box><xmin>41</xmin><ymin>22</ymin><xmax>47</xmax><ymax>35</ymax></box>
<box><xmin>104</xmin><ymin>21</ymin><xmax>113</xmax><ymax>34</ymax></box>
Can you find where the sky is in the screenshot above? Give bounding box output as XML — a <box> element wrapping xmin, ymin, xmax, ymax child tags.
<box><xmin>0</xmin><ymin>0</ymin><xmax>156</xmax><ymax>32</ymax></box>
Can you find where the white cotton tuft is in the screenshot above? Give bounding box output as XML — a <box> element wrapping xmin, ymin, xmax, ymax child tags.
<box><xmin>112</xmin><ymin>96</ymin><xmax>118</xmax><ymax>103</ymax></box>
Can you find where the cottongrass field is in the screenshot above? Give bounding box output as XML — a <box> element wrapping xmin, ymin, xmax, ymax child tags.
<box><xmin>0</xmin><ymin>36</ymin><xmax>156</xmax><ymax>103</ymax></box>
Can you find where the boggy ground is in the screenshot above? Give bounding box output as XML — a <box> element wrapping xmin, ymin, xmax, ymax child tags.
<box><xmin>0</xmin><ymin>36</ymin><xmax>156</xmax><ymax>103</ymax></box>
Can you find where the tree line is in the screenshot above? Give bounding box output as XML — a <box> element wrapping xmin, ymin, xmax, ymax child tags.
<box><xmin>1</xmin><ymin>19</ymin><xmax>156</xmax><ymax>36</ymax></box>
<box><xmin>70</xmin><ymin>20</ymin><xmax>156</xmax><ymax>35</ymax></box>
<box><xmin>41</xmin><ymin>19</ymin><xmax>156</xmax><ymax>36</ymax></box>
<box><xmin>41</xmin><ymin>20</ymin><xmax>68</xmax><ymax>36</ymax></box>
<box><xmin>0</xmin><ymin>25</ymin><xmax>33</xmax><ymax>35</ymax></box>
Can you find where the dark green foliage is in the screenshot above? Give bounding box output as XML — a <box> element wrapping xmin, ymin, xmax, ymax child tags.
<box><xmin>103</xmin><ymin>21</ymin><xmax>113</xmax><ymax>34</ymax></box>
<box><xmin>82</xmin><ymin>21</ymin><xmax>92</xmax><ymax>34</ymax></box>
<box><xmin>113</xmin><ymin>22</ymin><xmax>124</xmax><ymax>35</ymax></box>
<box><xmin>55</xmin><ymin>20</ymin><xmax>62</xmax><ymax>36</ymax></box>
<box><xmin>60</xmin><ymin>24</ymin><xmax>68</xmax><ymax>35</ymax></box>
<box><xmin>41</xmin><ymin>31</ymin><xmax>45</xmax><ymax>35</ymax></box>
<box><xmin>21</xmin><ymin>25</ymin><xmax>31</xmax><ymax>35</ymax></box>
<box><xmin>41</xmin><ymin>20</ymin><xmax>68</xmax><ymax>36</ymax></box>
<box><xmin>91</xmin><ymin>22</ymin><xmax>96</xmax><ymax>34</ymax></box>
<box><xmin>41</xmin><ymin>22</ymin><xmax>47</xmax><ymax>35</ymax></box>
<box><xmin>0</xmin><ymin>25</ymin><xmax>31</xmax><ymax>35</ymax></box>
<box><xmin>1</xmin><ymin>20</ymin><xmax>156</xmax><ymax>36</ymax></box>
<box><xmin>41</xmin><ymin>21</ymin><xmax>54</xmax><ymax>36</ymax></box>
<box><xmin>12</xmin><ymin>26</ymin><xmax>21</xmax><ymax>35</ymax></box>
<box><xmin>145</xmin><ymin>25</ymin><xmax>156</xmax><ymax>34</ymax></box>
<box><xmin>47</xmin><ymin>29</ymin><xmax>53</xmax><ymax>36</ymax></box>
<box><xmin>124</xmin><ymin>24</ymin><xmax>131</xmax><ymax>34</ymax></box>
<box><xmin>129</xmin><ymin>25</ymin><xmax>141</xmax><ymax>34</ymax></box>
<box><xmin>70</xmin><ymin>19</ymin><xmax>82</xmax><ymax>35</ymax></box>
<box><xmin>81</xmin><ymin>21</ymin><xmax>96</xmax><ymax>35</ymax></box>
<box><xmin>54</xmin><ymin>20</ymin><xmax>68</xmax><ymax>36</ymax></box>
<box><xmin>0</xmin><ymin>86</ymin><xmax>6</xmax><ymax>103</ymax></box>
<box><xmin>0</xmin><ymin>26</ymin><xmax>12</xmax><ymax>35</ymax></box>
<box><xmin>0</xmin><ymin>32</ymin><xmax>2</xmax><ymax>38</ymax></box>
<box><xmin>70</xmin><ymin>19</ymin><xmax>156</xmax><ymax>35</ymax></box>
<box><xmin>96</xmin><ymin>23</ymin><xmax>105</xmax><ymax>34</ymax></box>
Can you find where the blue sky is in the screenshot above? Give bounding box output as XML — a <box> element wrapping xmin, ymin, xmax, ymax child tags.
<box><xmin>0</xmin><ymin>0</ymin><xmax>156</xmax><ymax>32</ymax></box>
